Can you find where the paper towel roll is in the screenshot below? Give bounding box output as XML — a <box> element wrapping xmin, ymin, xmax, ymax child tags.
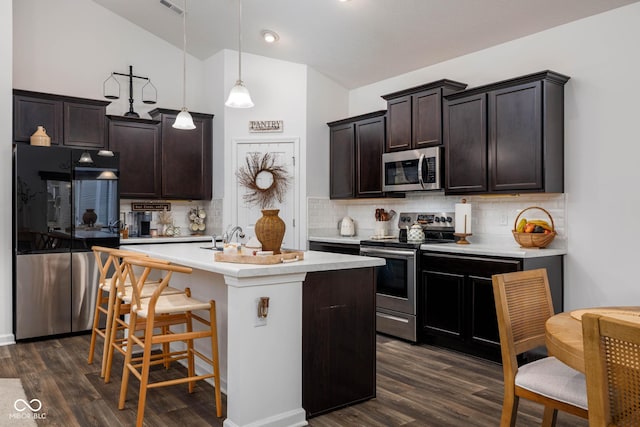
<box><xmin>455</xmin><ymin>202</ymin><xmax>472</xmax><ymax>234</ymax></box>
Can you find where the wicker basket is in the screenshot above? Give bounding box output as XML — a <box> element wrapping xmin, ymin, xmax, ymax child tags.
<box><xmin>512</xmin><ymin>206</ymin><xmax>556</xmax><ymax>248</ymax></box>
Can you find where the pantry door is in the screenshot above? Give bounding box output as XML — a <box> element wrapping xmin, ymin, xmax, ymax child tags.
<box><xmin>235</xmin><ymin>140</ymin><xmax>298</xmax><ymax>250</ymax></box>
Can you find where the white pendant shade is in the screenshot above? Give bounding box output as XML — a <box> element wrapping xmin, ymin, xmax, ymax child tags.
<box><xmin>173</xmin><ymin>0</ymin><xmax>195</xmax><ymax>130</ymax></box>
<box><xmin>173</xmin><ymin>108</ymin><xmax>196</xmax><ymax>130</ymax></box>
<box><xmin>225</xmin><ymin>81</ymin><xmax>254</xmax><ymax>108</ymax></box>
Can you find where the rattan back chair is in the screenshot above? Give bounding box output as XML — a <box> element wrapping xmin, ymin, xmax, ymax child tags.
<box><xmin>492</xmin><ymin>268</ymin><xmax>588</xmax><ymax>426</ymax></box>
<box><xmin>582</xmin><ymin>313</ymin><xmax>640</xmax><ymax>427</ymax></box>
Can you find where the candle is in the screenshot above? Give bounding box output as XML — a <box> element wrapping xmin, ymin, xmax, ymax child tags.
<box><xmin>455</xmin><ymin>201</ymin><xmax>472</xmax><ymax>234</ymax></box>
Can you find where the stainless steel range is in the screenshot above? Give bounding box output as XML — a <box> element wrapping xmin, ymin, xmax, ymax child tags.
<box><xmin>360</xmin><ymin>212</ymin><xmax>455</xmax><ymax>342</ymax></box>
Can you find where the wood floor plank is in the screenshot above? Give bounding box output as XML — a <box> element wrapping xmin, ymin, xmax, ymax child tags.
<box><xmin>1</xmin><ymin>333</ymin><xmax>589</xmax><ymax>426</ymax></box>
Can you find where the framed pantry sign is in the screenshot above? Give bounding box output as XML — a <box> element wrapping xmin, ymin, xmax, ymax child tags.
<box><xmin>249</xmin><ymin>120</ymin><xmax>283</xmax><ymax>133</ymax></box>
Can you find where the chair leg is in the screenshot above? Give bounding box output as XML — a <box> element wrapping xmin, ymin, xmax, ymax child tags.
<box><xmin>119</xmin><ymin>311</ymin><xmax>137</xmax><ymax>410</ymax></box>
<box><xmin>542</xmin><ymin>406</ymin><xmax>558</xmax><ymax>427</ymax></box>
<box><xmin>186</xmin><ymin>311</ymin><xmax>195</xmax><ymax>393</ymax></box>
<box><xmin>104</xmin><ymin>296</ymin><xmax>124</xmax><ymax>384</ymax></box>
<box><xmin>100</xmin><ymin>289</ymin><xmax>117</xmax><ymax>378</ymax></box>
<box><xmin>88</xmin><ymin>288</ymin><xmax>105</xmax><ymax>365</ymax></box>
<box><xmin>136</xmin><ymin>324</ymin><xmax>154</xmax><ymax>427</ymax></box>
<box><xmin>210</xmin><ymin>302</ymin><xmax>222</xmax><ymax>418</ymax></box>
<box><xmin>500</xmin><ymin>393</ymin><xmax>519</xmax><ymax>427</ymax></box>
<box><xmin>162</xmin><ymin>325</ymin><xmax>171</xmax><ymax>369</ymax></box>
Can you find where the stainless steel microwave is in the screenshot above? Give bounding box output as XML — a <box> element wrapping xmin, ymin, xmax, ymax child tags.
<box><xmin>382</xmin><ymin>147</ymin><xmax>442</xmax><ymax>192</ymax></box>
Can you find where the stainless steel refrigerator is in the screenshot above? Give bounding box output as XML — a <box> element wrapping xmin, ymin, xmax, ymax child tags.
<box><xmin>13</xmin><ymin>144</ymin><xmax>120</xmax><ymax>340</ymax></box>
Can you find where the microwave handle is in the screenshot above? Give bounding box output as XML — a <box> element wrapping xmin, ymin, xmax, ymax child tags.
<box><xmin>417</xmin><ymin>153</ymin><xmax>426</xmax><ymax>189</ymax></box>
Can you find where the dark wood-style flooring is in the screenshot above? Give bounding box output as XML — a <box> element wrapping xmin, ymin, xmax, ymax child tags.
<box><xmin>0</xmin><ymin>333</ymin><xmax>587</xmax><ymax>426</ymax></box>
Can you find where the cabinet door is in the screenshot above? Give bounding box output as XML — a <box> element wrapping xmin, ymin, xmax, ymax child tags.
<box><xmin>355</xmin><ymin>116</ymin><xmax>384</xmax><ymax>197</ymax></box>
<box><xmin>108</xmin><ymin>117</ymin><xmax>161</xmax><ymax>199</ymax></box>
<box><xmin>63</xmin><ymin>102</ymin><xmax>106</xmax><ymax>148</ymax></box>
<box><xmin>488</xmin><ymin>81</ymin><xmax>542</xmax><ymax>192</ymax></box>
<box><xmin>385</xmin><ymin>96</ymin><xmax>412</xmax><ymax>152</ymax></box>
<box><xmin>467</xmin><ymin>275</ymin><xmax>501</xmax><ymax>348</ymax></box>
<box><xmin>329</xmin><ymin>123</ymin><xmax>355</xmax><ymax>199</ymax></box>
<box><xmin>413</xmin><ymin>89</ymin><xmax>441</xmax><ymax>148</ymax></box>
<box><xmin>444</xmin><ymin>93</ymin><xmax>487</xmax><ymax>193</ymax></box>
<box><xmin>160</xmin><ymin>115</ymin><xmax>212</xmax><ymax>200</ymax></box>
<box><xmin>422</xmin><ymin>270</ymin><xmax>464</xmax><ymax>339</ymax></box>
<box><xmin>13</xmin><ymin>95</ymin><xmax>63</xmax><ymax>144</ymax></box>
<box><xmin>303</xmin><ymin>268</ymin><xmax>376</xmax><ymax>417</ymax></box>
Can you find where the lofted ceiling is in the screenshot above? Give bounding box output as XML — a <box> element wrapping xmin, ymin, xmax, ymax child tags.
<box><xmin>91</xmin><ymin>0</ymin><xmax>639</xmax><ymax>89</ymax></box>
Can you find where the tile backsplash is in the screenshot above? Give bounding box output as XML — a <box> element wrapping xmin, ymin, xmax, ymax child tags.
<box><xmin>308</xmin><ymin>193</ymin><xmax>566</xmax><ymax>247</ymax></box>
<box><xmin>120</xmin><ymin>198</ymin><xmax>223</xmax><ymax>236</ymax></box>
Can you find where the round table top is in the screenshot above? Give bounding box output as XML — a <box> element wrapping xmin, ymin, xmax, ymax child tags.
<box><xmin>545</xmin><ymin>306</ymin><xmax>640</xmax><ymax>373</ymax></box>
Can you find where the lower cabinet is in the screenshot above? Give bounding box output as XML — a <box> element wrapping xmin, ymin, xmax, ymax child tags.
<box><xmin>420</xmin><ymin>252</ymin><xmax>563</xmax><ymax>361</ymax></box>
<box><xmin>303</xmin><ymin>268</ymin><xmax>376</xmax><ymax>417</ymax></box>
<box><xmin>308</xmin><ymin>240</ymin><xmax>360</xmax><ymax>255</ymax></box>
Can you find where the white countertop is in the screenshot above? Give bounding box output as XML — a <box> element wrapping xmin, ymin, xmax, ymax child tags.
<box><xmin>120</xmin><ymin>235</ymin><xmax>212</xmax><ymax>245</ymax></box>
<box><xmin>124</xmin><ymin>242</ymin><xmax>385</xmax><ymax>278</ymax></box>
<box><xmin>308</xmin><ymin>233</ymin><xmax>566</xmax><ymax>259</ymax></box>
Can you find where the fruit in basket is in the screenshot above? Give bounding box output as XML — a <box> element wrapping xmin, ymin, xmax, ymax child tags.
<box><xmin>533</xmin><ymin>225</ymin><xmax>545</xmax><ymax>233</ymax></box>
<box><xmin>516</xmin><ymin>218</ymin><xmax>527</xmax><ymax>233</ymax></box>
<box><xmin>524</xmin><ymin>223</ymin><xmax>536</xmax><ymax>233</ymax></box>
<box><xmin>527</xmin><ymin>219</ymin><xmax>553</xmax><ymax>231</ymax></box>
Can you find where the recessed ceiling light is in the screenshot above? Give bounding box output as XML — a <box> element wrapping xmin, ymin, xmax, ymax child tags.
<box><xmin>339</xmin><ymin>0</ymin><xmax>351</xmax><ymax>2</ymax></box>
<box><xmin>261</xmin><ymin>30</ymin><xmax>279</xmax><ymax>43</ymax></box>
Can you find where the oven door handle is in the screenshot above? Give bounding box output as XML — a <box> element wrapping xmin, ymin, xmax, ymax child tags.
<box><xmin>360</xmin><ymin>247</ymin><xmax>416</xmax><ymax>257</ymax></box>
<box><xmin>417</xmin><ymin>153</ymin><xmax>426</xmax><ymax>189</ymax></box>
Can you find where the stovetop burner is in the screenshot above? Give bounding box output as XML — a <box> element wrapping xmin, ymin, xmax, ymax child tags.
<box><xmin>361</xmin><ymin>211</ymin><xmax>456</xmax><ymax>248</ymax></box>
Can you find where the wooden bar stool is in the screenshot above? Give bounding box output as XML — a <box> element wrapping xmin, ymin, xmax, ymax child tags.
<box><xmin>88</xmin><ymin>246</ymin><xmax>151</xmax><ymax>378</ymax></box>
<box><xmin>117</xmin><ymin>257</ymin><xmax>222</xmax><ymax>427</ymax></box>
<box><xmin>103</xmin><ymin>253</ymin><xmax>183</xmax><ymax>383</ymax></box>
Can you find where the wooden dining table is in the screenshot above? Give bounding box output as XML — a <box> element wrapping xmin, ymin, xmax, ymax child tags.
<box><xmin>545</xmin><ymin>306</ymin><xmax>640</xmax><ymax>373</ymax></box>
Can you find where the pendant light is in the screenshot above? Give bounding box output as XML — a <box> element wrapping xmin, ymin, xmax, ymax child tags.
<box><xmin>225</xmin><ymin>0</ymin><xmax>254</xmax><ymax>108</ymax></box>
<box><xmin>173</xmin><ymin>0</ymin><xmax>196</xmax><ymax>130</ymax></box>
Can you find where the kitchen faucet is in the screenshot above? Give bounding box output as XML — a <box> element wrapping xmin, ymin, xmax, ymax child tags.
<box><xmin>222</xmin><ymin>225</ymin><xmax>245</xmax><ymax>244</ymax></box>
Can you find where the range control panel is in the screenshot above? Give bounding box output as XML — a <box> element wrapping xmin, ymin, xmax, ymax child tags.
<box><xmin>397</xmin><ymin>212</ymin><xmax>455</xmax><ymax>230</ymax></box>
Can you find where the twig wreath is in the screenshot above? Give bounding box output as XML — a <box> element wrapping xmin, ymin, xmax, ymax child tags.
<box><xmin>236</xmin><ymin>152</ymin><xmax>291</xmax><ymax>209</ymax></box>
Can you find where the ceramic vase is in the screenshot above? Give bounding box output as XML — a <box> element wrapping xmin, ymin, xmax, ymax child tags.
<box><xmin>255</xmin><ymin>209</ymin><xmax>286</xmax><ymax>254</ymax></box>
<box><xmin>82</xmin><ymin>208</ymin><xmax>98</xmax><ymax>226</ymax></box>
<box><xmin>30</xmin><ymin>126</ymin><xmax>51</xmax><ymax>146</ymax></box>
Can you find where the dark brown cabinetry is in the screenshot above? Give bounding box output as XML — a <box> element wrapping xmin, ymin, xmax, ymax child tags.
<box><xmin>13</xmin><ymin>89</ymin><xmax>109</xmax><ymax>148</ymax></box>
<box><xmin>107</xmin><ymin>115</ymin><xmax>161</xmax><ymax>199</ymax></box>
<box><xmin>149</xmin><ymin>108</ymin><xmax>213</xmax><ymax>200</ymax></box>
<box><xmin>420</xmin><ymin>251</ymin><xmax>563</xmax><ymax>362</ymax></box>
<box><xmin>303</xmin><ymin>268</ymin><xmax>376</xmax><ymax>417</ymax></box>
<box><xmin>382</xmin><ymin>80</ymin><xmax>467</xmax><ymax>152</ymax></box>
<box><xmin>308</xmin><ymin>241</ymin><xmax>360</xmax><ymax>255</ymax></box>
<box><xmin>444</xmin><ymin>71</ymin><xmax>569</xmax><ymax>195</ymax></box>
<box><xmin>328</xmin><ymin>111</ymin><xmax>386</xmax><ymax>199</ymax></box>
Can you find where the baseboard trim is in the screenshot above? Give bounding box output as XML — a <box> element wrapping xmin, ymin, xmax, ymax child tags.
<box><xmin>0</xmin><ymin>333</ymin><xmax>16</xmax><ymax>346</ymax></box>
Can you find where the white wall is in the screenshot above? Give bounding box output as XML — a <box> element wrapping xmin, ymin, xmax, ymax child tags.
<box><xmin>221</xmin><ymin>50</ymin><xmax>309</xmax><ymax>247</ymax></box>
<box><xmin>13</xmin><ymin>0</ymin><xmax>206</xmax><ymax>117</ymax></box>
<box><xmin>348</xmin><ymin>3</ymin><xmax>640</xmax><ymax>310</ymax></box>
<box><xmin>305</xmin><ymin>68</ymin><xmax>349</xmax><ymax>197</ymax></box>
<box><xmin>0</xmin><ymin>2</ymin><xmax>14</xmax><ymax>345</ymax></box>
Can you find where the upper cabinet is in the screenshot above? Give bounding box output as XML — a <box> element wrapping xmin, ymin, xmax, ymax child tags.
<box><xmin>108</xmin><ymin>109</ymin><xmax>213</xmax><ymax>200</ymax></box>
<box><xmin>149</xmin><ymin>108</ymin><xmax>213</xmax><ymax>200</ymax></box>
<box><xmin>444</xmin><ymin>71</ymin><xmax>570</xmax><ymax>195</ymax></box>
<box><xmin>13</xmin><ymin>89</ymin><xmax>109</xmax><ymax>149</ymax></box>
<box><xmin>328</xmin><ymin>111</ymin><xmax>386</xmax><ymax>199</ymax></box>
<box><xmin>382</xmin><ymin>80</ymin><xmax>467</xmax><ymax>152</ymax></box>
<box><xmin>107</xmin><ymin>115</ymin><xmax>162</xmax><ymax>199</ymax></box>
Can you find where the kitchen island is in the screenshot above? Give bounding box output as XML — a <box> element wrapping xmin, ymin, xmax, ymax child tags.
<box><xmin>124</xmin><ymin>242</ymin><xmax>385</xmax><ymax>427</ymax></box>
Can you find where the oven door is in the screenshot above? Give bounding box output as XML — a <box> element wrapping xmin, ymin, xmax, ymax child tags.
<box><xmin>360</xmin><ymin>246</ymin><xmax>416</xmax><ymax>315</ymax></box>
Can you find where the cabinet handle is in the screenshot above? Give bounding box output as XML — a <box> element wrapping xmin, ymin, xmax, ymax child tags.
<box><xmin>418</xmin><ymin>153</ymin><xmax>426</xmax><ymax>189</ymax></box>
<box><xmin>376</xmin><ymin>312</ymin><xmax>409</xmax><ymax>323</ymax></box>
